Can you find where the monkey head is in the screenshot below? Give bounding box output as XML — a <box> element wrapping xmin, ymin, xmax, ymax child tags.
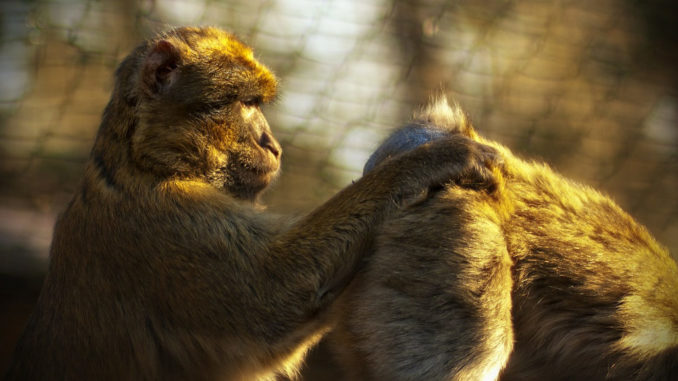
<box><xmin>103</xmin><ymin>26</ymin><xmax>281</xmax><ymax>201</ymax></box>
<box><xmin>364</xmin><ymin>95</ymin><xmax>478</xmax><ymax>174</ymax></box>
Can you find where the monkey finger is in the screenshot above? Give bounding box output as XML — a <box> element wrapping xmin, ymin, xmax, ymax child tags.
<box><xmin>472</xmin><ymin>141</ymin><xmax>504</xmax><ymax>170</ymax></box>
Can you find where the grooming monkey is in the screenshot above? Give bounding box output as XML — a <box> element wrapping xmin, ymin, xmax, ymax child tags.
<box><xmin>329</xmin><ymin>97</ymin><xmax>678</xmax><ymax>380</ymax></box>
<box><xmin>4</xmin><ymin>28</ymin><xmax>501</xmax><ymax>381</ymax></box>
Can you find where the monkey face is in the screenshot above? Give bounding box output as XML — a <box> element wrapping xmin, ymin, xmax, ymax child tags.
<box><xmin>217</xmin><ymin>100</ymin><xmax>282</xmax><ymax>200</ymax></box>
<box><xmin>126</xmin><ymin>27</ymin><xmax>281</xmax><ymax>200</ymax></box>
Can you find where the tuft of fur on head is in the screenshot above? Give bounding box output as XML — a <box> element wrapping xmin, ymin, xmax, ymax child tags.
<box><xmin>414</xmin><ymin>95</ymin><xmax>477</xmax><ymax>139</ymax></box>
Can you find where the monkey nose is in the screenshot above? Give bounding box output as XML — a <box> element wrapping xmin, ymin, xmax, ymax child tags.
<box><xmin>259</xmin><ymin>132</ymin><xmax>282</xmax><ymax>158</ymax></box>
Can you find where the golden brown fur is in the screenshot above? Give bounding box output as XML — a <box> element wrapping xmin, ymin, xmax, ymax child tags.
<box><xmin>329</xmin><ymin>96</ymin><xmax>678</xmax><ymax>380</ymax></box>
<box><xmin>4</xmin><ymin>29</ymin><xmax>500</xmax><ymax>381</ymax></box>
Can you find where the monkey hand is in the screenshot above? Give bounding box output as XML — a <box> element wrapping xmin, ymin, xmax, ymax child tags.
<box><xmin>440</xmin><ymin>136</ymin><xmax>503</xmax><ymax>193</ymax></box>
<box><xmin>374</xmin><ymin>135</ymin><xmax>502</xmax><ymax>205</ymax></box>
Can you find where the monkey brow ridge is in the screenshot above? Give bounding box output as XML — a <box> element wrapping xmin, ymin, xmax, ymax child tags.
<box><xmin>166</xmin><ymin>27</ymin><xmax>278</xmax><ymax>102</ymax></box>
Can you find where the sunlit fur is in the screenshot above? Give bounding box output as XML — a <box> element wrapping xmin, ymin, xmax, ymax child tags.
<box><xmin>5</xmin><ymin>28</ymin><xmax>502</xmax><ymax>381</ymax></box>
<box><xmin>330</xmin><ymin>96</ymin><xmax>678</xmax><ymax>380</ymax></box>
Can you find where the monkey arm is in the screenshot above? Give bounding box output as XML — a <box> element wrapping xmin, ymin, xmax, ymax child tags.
<box><xmin>260</xmin><ymin>135</ymin><xmax>499</xmax><ymax>311</ymax></box>
<box><xmin>241</xmin><ymin>138</ymin><xmax>499</xmax><ymax>366</ymax></box>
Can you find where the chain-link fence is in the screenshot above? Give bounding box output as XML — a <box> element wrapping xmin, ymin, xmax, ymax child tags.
<box><xmin>1</xmin><ymin>0</ymin><xmax>677</xmax><ymax>377</ymax></box>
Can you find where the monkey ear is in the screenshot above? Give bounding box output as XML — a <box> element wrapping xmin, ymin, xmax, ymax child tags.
<box><xmin>141</xmin><ymin>40</ymin><xmax>181</xmax><ymax>95</ymax></box>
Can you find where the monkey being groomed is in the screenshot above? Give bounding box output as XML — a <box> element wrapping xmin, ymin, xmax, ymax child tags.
<box><xmin>329</xmin><ymin>97</ymin><xmax>678</xmax><ymax>381</ymax></box>
<box><xmin>4</xmin><ymin>28</ymin><xmax>501</xmax><ymax>381</ymax></box>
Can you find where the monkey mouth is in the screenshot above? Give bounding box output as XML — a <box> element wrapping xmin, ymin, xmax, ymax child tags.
<box><xmin>236</xmin><ymin>157</ymin><xmax>281</xmax><ymax>184</ymax></box>
<box><xmin>256</xmin><ymin>148</ymin><xmax>282</xmax><ymax>174</ymax></box>
<box><xmin>251</xmin><ymin>164</ymin><xmax>280</xmax><ymax>182</ymax></box>
<box><xmin>229</xmin><ymin>165</ymin><xmax>280</xmax><ymax>200</ymax></box>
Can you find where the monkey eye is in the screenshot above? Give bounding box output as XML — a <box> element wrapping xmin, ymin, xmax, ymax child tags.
<box><xmin>241</xmin><ymin>96</ymin><xmax>262</xmax><ymax>107</ymax></box>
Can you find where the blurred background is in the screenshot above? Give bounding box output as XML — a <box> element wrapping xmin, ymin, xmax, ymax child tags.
<box><xmin>1</xmin><ymin>0</ymin><xmax>677</xmax><ymax>378</ymax></box>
